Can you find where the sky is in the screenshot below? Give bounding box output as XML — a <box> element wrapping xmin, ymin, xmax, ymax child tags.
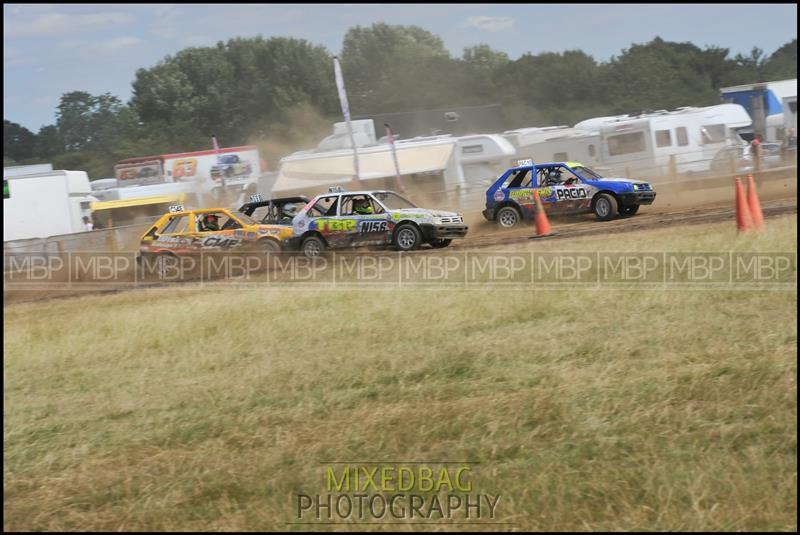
<box><xmin>4</xmin><ymin>3</ymin><xmax>798</xmax><ymax>132</ymax></box>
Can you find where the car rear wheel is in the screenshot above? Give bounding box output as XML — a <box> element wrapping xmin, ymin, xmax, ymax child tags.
<box><xmin>301</xmin><ymin>235</ymin><xmax>325</xmax><ymax>258</ymax></box>
<box><xmin>430</xmin><ymin>239</ymin><xmax>452</xmax><ymax>248</ymax></box>
<box><xmin>593</xmin><ymin>193</ymin><xmax>618</xmax><ymax>221</ymax></box>
<box><xmin>394</xmin><ymin>224</ymin><xmax>422</xmax><ymax>251</ymax></box>
<box><xmin>496</xmin><ymin>206</ymin><xmax>520</xmax><ymax>228</ymax></box>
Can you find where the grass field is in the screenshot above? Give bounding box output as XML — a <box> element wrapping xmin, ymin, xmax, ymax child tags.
<box><xmin>4</xmin><ymin>215</ymin><xmax>797</xmax><ymax>531</ymax></box>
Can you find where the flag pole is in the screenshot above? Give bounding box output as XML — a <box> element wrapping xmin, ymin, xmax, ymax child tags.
<box><xmin>333</xmin><ymin>57</ymin><xmax>361</xmax><ymax>189</ymax></box>
<box><xmin>384</xmin><ymin>123</ymin><xmax>405</xmax><ymax>193</ymax></box>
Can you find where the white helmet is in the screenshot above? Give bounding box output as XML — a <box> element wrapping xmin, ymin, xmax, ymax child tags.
<box><xmin>282</xmin><ymin>203</ymin><xmax>298</xmax><ymax>218</ymax></box>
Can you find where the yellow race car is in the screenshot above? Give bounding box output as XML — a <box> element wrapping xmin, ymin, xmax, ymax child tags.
<box><xmin>139</xmin><ymin>205</ymin><xmax>292</xmax><ymax>258</ymax></box>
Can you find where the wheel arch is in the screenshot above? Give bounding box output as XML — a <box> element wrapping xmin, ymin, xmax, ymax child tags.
<box><xmin>301</xmin><ymin>230</ymin><xmax>328</xmax><ymax>246</ymax></box>
<box><xmin>494</xmin><ymin>201</ymin><xmax>522</xmax><ymax>218</ymax></box>
<box><xmin>590</xmin><ymin>190</ymin><xmax>622</xmax><ymax>210</ymax></box>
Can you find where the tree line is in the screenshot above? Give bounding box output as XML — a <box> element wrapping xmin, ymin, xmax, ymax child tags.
<box><xmin>4</xmin><ymin>23</ymin><xmax>797</xmax><ymax>179</ymax></box>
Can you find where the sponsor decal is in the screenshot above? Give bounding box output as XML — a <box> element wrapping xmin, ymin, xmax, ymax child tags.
<box><xmin>392</xmin><ymin>212</ymin><xmax>426</xmax><ymax>221</ymax></box>
<box><xmin>493</xmin><ymin>189</ymin><xmax>506</xmax><ymax>202</ymax></box>
<box><xmin>201</xmin><ymin>236</ymin><xmax>240</xmax><ymax>248</ymax></box>
<box><xmin>361</xmin><ymin>220</ymin><xmax>389</xmax><ymax>232</ymax></box>
<box><xmin>555</xmin><ymin>187</ymin><xmax>589</xmax><ymax>200</ymax></box>
<box><xmin>313</xmin><ymin>219</ymin><xmax>357</xmax><ymax>233</ymax></box>
<box><xmin>509</xmin><ymin>189</ymin><xmax>534</xmax><ymax>202</ymax></box>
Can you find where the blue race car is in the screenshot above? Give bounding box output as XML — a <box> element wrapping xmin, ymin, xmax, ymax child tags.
<box><xmin>482</xmin><ymin>161</ymin><xmax>656</xmax><ymax>228</ymax></box>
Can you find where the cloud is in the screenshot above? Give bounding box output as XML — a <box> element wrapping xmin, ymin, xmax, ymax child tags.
<box><xmin>463</xmin><ymin>15</ymin><xmax>514</xmax><ymax>32</ymax></box>
<box><xmin>4</xmin><ymin>10</ymin><xmax>133</xmax><ymax>38</ymax></box>
<box><xmin>105</xmin><ymin>36</ymin><xmax>142</xmax><ymax>51</ymax></box>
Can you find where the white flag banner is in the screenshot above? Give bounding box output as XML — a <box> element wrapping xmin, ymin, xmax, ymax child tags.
<box><xmin>333</xmin><ymin>57</ymin><xmax>361</xmax><ymax>183</ymax></box>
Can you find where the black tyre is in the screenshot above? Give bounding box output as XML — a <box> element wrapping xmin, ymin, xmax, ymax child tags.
<box><xmin>260</xmin><ymin>238</ymin><xmax>282</xmax><ymax>253</ymax></box>
<box><xmin>430</xmin><ymin>239</ymin><xmax>452</xmax><ymax>249</ymax></box>
<box><xmin>301</xmin><ymin>235</ymin><xmax>325</xmax><ymax>258</ymax></box>
<box><xmin>496</xmin><ymin>206</ymin><xmax>521</xmax><ymax>228</ymax></box>
<box><xmin>620</xmin><ymin>205</ymin><xmax>640</xmax><ymax>216</ymax></box>
<box><xmin>394</xmin><ymin>223</ymin><xmax>422</xmax><ymax>251</ymax></box>
<box><xmin>593</xmin><ymin>193</ymin><xmax>618</xmax><ymax>221</ymax></box>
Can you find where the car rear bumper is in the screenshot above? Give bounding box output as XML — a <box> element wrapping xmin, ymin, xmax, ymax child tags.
<box><xmin>482</xmin><ymin>208</ymin><xmax>495</xmax><ymax>221</ymax></box>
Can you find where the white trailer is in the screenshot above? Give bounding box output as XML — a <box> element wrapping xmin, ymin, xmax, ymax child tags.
<box><xmin>573</xmin><ymin>104</ymin><xmax>752</xmax><ymax>179</ymax></box>
<box><xmin>3</xmin><ymin>170</ymin><xmax>96</xmax><ymax>241</ymax></box>
<box><xmin>502</xmin><ymin>127</ymin><xmax>604</xmax><ymax>169</ymax></box>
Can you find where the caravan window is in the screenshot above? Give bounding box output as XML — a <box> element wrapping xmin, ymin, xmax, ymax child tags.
<box><xmin>588</xmin><ymin>144</ymin><xmax>596</xmax><ymax>157</ymax></box>
<box><xmin>655</xmin><ymin>130</ymin><xmax>672</xmax><ymax>147</ymax></box>
<box><xmin>553</xmin><ymin>152</ymin><xmax>568</xmax><ymax>161</ymax></box>
<box><xmin>700</xmin><ymin>124</ymin><xmax>726</xmax><ymax>144</ymax></box>
<box><xmin>676</xmin><ymin>127</ymin><xmax>689</xmax><ymax>146</ymax></box>
<box><xmin>607</xmin><ymin>132</ymin><xmax>646</xmax><ymax>156</ymax></box>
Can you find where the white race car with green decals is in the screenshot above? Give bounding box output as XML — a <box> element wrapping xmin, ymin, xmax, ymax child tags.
<box><xmin>289</xmin><ymin>189</ymin><xmax>468</xmax><ymax>257</ymax></box>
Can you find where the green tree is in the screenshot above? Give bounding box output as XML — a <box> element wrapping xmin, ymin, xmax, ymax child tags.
<box><xmin>131</xmin><ymin>37</ymin><xmax>336</xmax><ymax>149</ymax></box>
<box><xmin>340</xmin><ymin>23</ymin><xmax>454</xmax><ymax>112</ymax></box>
<box><xmin>762</xmin><ymin>39</ymin><xmax>797</xmax><ymax>81</ymax></box>
<box><xmin>4</xmin><ymin>120</ymin><xmax>38</xmax><ymax>162</ymax></box>
<box><xmin>35</xmin><ymin>125</ymin><xmax>63</xmax><ymax>160</ymax></box>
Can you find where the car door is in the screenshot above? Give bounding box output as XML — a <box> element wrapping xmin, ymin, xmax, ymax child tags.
<box><xmin>339</xmin><ymin>194</ymin><xmax>390</xmax><ymax>246</ymax></box>
<box><xmin>504</xmin><ymin>168</ymin><xmax>537</xmax><ymax>219</ymax></box>
<box><xmin>305</xmin><ymin>194</ymin><xmax>350</xmax><ymax>248</ymax></box>
<box><xmin>191</xmin><ymin>210</ymin><xmax>243</xmax><ymax>250</ymax></box>
<box><xmin>535</xmin><ymin>165</ymin><xmax>590</xmax><ymax>214</ymax></box>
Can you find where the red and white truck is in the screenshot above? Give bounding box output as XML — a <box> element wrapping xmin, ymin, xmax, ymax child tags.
<box><xmin>114</xmin><ymin>146</ymin><xmax>267</xmax><ymax>188</ymax></box>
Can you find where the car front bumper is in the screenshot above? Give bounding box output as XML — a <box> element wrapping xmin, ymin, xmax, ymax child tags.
<box><xmin>618</xmin><ymin>191</ymin><xmax>656</xmax><ymax>207</ymax></box>
<box><xmin>420</xmin><ymin>224</ymin><xmax>469</xmax><ymax>241</ymax></box>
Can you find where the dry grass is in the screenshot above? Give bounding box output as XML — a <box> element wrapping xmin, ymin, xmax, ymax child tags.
<box><xmin>4</xmin><ymin>216</ymin><xmax>797</xmax><ymax>531</ymax></box>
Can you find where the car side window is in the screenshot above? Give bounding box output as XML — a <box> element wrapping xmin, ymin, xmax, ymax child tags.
<box><xmin>160</xmin><ymin>214</ymin><xmax>189</xmax><ymax>234</ymax></box>
<box><xmin>367</xmin><ymin>196</ymin><xmax>385</xmax><ymax>214</ymax></box>
<box><xmin>507</xmin><ymin>169</ymin><xmax>531</xmax><ymax>188</ymax></box>
<box><xmin>308</xmin><ymin>195</ymin><xmax>338</xmax><ymax>217</ymax></box>
<box><xmin>341</xmin><ymin>195</ymin><xmax>383</xmax><ymax>215</ymax></box>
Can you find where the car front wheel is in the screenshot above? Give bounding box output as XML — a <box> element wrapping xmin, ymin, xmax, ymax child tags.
<box><xmin>593</xmin><ymin>193</ymin><xmax>618</xmax><ymax>221</ymax></box>
<box><xmin>430</xmin><ymin>239</ymin><xmax>452</xmax><ymax>248</ymax></box>
<box><xmin>260</xmin><ymin>238</ymin><xmax>282</xmax><ymax>253</ymax></box>
<box><xmin>301</xmin><ymin>235</ymin><xmax>325</xmax><ymax>258</ymax></box>
<box><xmin>394</xmin><ymin>224</ymin><xmax>422</xmax><ymax>251</ymax></box>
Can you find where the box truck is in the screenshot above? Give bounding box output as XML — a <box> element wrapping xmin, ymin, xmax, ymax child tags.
<box><xmin>3</xmin><ymin>169</ymin><xmax>96</xmax><ymax>241</ymax></box>
<box><xmin>115</xmin><ymin>146</ymin><xmax>267</xmax><ymax>188</ymax></box>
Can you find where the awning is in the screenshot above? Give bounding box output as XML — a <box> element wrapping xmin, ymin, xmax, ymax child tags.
<box><xmin>91</xmin><ymin>194</ymin><xmax>186</xmax><ymax>211</ymax></box>
<box><xmin>273</xmin><ymin>140</ymin><xmax>456</xmax><ymax>193</ymax></box>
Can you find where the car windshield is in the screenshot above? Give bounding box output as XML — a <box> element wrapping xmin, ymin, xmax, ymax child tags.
<box><xmin>571</xmin><ymin>165</ymin><xmax>603</xmax><ymax>179</ymax></box>
<box><xmin>373</xmin><ymin>191</ymin><xmax>417</xmax><ymax>210</ymax></box>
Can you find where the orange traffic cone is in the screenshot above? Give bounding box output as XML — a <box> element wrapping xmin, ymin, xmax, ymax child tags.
<box><xmin>530</xmin><ymin>190</ymin><xmax>555</xmax><ymax>239</ymax></box>
<box><xmin>735</xmin><ymin>177</ymin><xmax>752</xmax><ymax>233</ymax></box>
<box><xmin>746</xmin><ymin>174</ymin><xmax>765</xmax><ymax>232</ymax></box>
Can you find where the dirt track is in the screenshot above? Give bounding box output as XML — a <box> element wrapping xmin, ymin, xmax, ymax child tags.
<box><xmin>4</xmin><ymin>170</ymin><xmax>797</xmax><ymax>305</ymax></box>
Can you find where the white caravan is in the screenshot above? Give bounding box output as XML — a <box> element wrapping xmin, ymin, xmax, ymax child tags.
<box><xmin>573</xmin><ymin>104</ymin><xmax>752</xmax><ymax>179</ymax></box>
<box><xmin>502</xmin><ymin>126</ymin><xmax>604</xmax><ymax>169</ymax></box>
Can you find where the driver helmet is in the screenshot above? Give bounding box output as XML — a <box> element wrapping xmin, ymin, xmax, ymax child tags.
<box><xmin>282</xmin><ymin>203</ymin><xmax>298</xmax><ymax>218</ymax></box>
<box><xmin>204</xmin><ymin>214</ymin><xmax>218</xmax><ymax>226</ymax></box>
